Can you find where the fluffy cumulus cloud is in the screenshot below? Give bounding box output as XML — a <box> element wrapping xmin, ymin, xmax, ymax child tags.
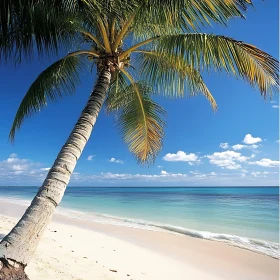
<box><xmin>109</xmin><ymin>157</ymin><xmax>124</xmax><ymax>164</ymax></box>
<box><xmin>206</xmin><ymin>150</ymin><xmax>249</xmax><ymax>170</ymax></box>
<box><xmin>63</xmin><ymin>167</ymin><xmax>279</xmax><ymax>186</ymax></box>
<box><xmin>232</xmin><ymin>144</ymin><xmax>259</xmax><ymax>150</ymax></box>
<box><xmin>87</xmin><ymin>155</ymin><xmax>95</xmax><ymax>161</ymax></box>
<box><xmin>163</xmin><ymin>151</ymin><xmax>199</xmax><ymax>162</ymax></box>
<box><xmin>243</xmin><ymin>134</ymin><xmax>262</xmax><ymax>145</ymax></box>
<box><xmin>75</xmin><ymin>170</ymin><xmax>226</xmax><ymax>183</ymax></box>
<box><xmin>0</xmin><ymin>155</ymin><xmax>31</xmax><ymax>173</ymax></box>
<box><xmin>1</xmin><ymin>133</ymin><xmax>278</xmax><ymax>186</ymax></box>
<box><xmin>270</xmin><ymin>101</ymin><xmax>279</xmax><ymax>108</ymax></box>
<box><xmin>219</xmin><ymin>143</ymin><xmax>229</xmax><ymax>149</ymax></box>
<box><xmin>0</xmin><ymin>154</ymin><xmax>50</xmax><ymax>183</ymax></box>
<box><xmin>96</xmin><ymin>171</ymin><xmax>187</xmax><ymax>180</ymax></box>
<box><xmin>249</xmin><ymin>158</ymin><xmax>279</xmax><ymax>168</ymax></box>
<box><xmin>251</xmin><ymin>171</ymin><xmax>278</xmax><ymax>177</ymax></box>
<box><xmin>40</xmin><ymin>167</ymin><xmax>51</xmax><ymax>171</ymax></box>
<box><xmin>9</xmin><ymin>153</ymin><xmax>18</xmax><ymax>158</ymax></box>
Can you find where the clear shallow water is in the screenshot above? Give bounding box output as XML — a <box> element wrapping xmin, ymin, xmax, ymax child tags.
<box><xmin>0</xmin><ymin>186</ymin><xmax>279</xmax><ymax>258</ymax></box>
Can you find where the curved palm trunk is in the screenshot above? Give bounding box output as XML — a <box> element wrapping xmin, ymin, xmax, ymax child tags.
<box><xmin>0</xmin><ymin>69</ymin><xmax>111</xmax><ymax>279</ymax></box>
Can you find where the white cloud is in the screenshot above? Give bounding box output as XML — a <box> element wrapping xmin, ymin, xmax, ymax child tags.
<box><xmin>250</xmin><ymin>154</ymin><xmax>256</xmax><ymax>159</ymax></box>
<box><xmin>190</xmin><ymin>170</ymin><xmax>200</xmax><ymax>175</ymax></box>
<box><xmin>243</xmin><ymin>134</ymin><xmax>262</xmax><ymax>145</ymax></box>
<box><xmin>251</xmin><ymin>171</ymin><xmax>265</xmax><ymax>177</ymax></box>
<box><xmin>251</xmin><ymin>171</ymin><xmax>277</xmax><ymax>177</ymax></box>
<box><xmin>6</xmin><ymin>157</ymin><xmax>28</xmax><ymax>163</ymax></box>
<box><xmin>219</xmin><ymin>143</ymin><xmax>229</xmax><ymax>149</ymax></box>
<box><xmin>157</xmin><ymin>165</ymin><xmax>163</xmax><ymax>168</ymax></box>
<box><xmin>189</xmin><ymin>170</ymin><xmax>217</xmax><ymax>178</ymax></box>
<box><xmin>232</xmin><ymin>144</ymin><xmax>259</xmax><ymax>150</ymax></box>
<box><xmin>207</xmin><ymin>150</ymin><xmax>249</xmax><ymax>170</ymax></box>
<box><xmin>163</xmin><ymin>151</ymin><xmax>199</xmax><ymax>162</ymax></box>
<box><xmin>87</xmin><ymin>155</ymin><xmax>95</xmax><ymax>161</ymax></box>
<box><xmin>272</xmin><ymin>105</ymin><xmax>279</xmax><ymax>109</ymax></box>
<box><xmin>9</xmin><ymin>153</ymin><xmax>18</xmax><ymax>158</ymax></box>
<box><xmin>1</xmin><ymin>156</ymin><xmax>30</xmax><ymax>171</ymax></box>
<box><xmin>44</xmin><ymin>167</ymin><xmax>278</xmax><ymax>186</ymax></box>
<box><xmin>40</xmin><ymin>167</ymin><xmax>51</xmax><ymax>171</ymax></box>
<box><xmin>0</xmin><ymin>155</ymin><xmax>49</xmax><ymax>184</ymax></box>
<box><xmin>91</xmin><ymin>170</ymin><xmax>225</xmax><ymax>182</ymax></box>
<box><xmin>232</xmin><ymin>144</ymin><xmax>244</xmax><ymax>150</ymax></box>
<box><xmin>98</xmin><ymin>171</ymin><xmax>187</xmax><ymax>180</ymax></box>
<box><xmin>109</xmin><ymin>157</ymin><xmax>124</xmax><ymax>164</ymax></box>
<box><xmin>249</xmin><ymin>158</ymin><xmax>279</xmax><ymax>168</ymax></box>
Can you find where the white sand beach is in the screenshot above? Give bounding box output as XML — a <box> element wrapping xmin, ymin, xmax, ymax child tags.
<box><xmin>0</xmin><ymin>200</ymin><xmax>278</xmax><ymax>280</ymax></box>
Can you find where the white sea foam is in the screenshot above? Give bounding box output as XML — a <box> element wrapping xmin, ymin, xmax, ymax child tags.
<box><xmin>1</xmin><ymin>196</ymin><xmax>279</xmax><ymax>259</ymax></box>
<box><xmin>56</xmin><ymin>207</ymin><xmax>279</xmax><ymax>259</ymax></box>
<box><xmin>0</xmin><ymin>195</ymin><xmax>30</xmax><ymax>206</ymax></box>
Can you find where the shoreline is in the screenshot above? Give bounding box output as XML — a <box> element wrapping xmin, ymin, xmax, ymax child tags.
<box><xmin>0</xmin><ymin>196</ymin><xmax>278</xmax><ymax>259</ymax></box>
<box><xmin>0</xmin><ymin>200</ymin><xmax>279</xmax><ymax>280</ymax></box>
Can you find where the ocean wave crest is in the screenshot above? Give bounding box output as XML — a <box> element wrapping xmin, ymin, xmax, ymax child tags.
<box><xmin>1</xmin><ymin>197</ymin><xmax>278</xmax><ymax>259</ymax></box>
<box><xmin>56</xmin><ymin>207</ymin><xmax>279</xmax><ymax>259</ymax></box>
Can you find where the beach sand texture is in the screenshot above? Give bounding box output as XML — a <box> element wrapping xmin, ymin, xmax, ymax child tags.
<box><xmin>0</xmin><ymin>201</ymin><xmax>278</xmax><ymax>280</ymax></box>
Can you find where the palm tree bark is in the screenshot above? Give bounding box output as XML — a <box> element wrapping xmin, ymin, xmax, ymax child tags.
<box><xmin>0</xmin><ymin>68</ymin><xmax>111</xmax><ymax>279</ymax></box>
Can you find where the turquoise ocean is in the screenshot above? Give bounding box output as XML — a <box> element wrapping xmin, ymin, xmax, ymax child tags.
<box><xmin>0</xmin><ymin>186</ymin><xmax>279</xmax><ymax>258</ymax></box>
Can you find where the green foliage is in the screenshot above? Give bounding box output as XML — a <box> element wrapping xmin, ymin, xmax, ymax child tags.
<box><xmin>0</xmin><ymin>1</ymin><xmax>82</xmax><ymax>62</ymax></box>
<box><xmin>2</xmin><ymin>0</ymin><xmax>279</xmax><ymax>164</ymax></box>
<box><xmin>153</xmin><ymin>33</ymin><xmax>279</xmax><ymax>97</ymax></box>
<box><xmin>137</xmin><ymin>50</ymin><xmax>217</xmax><ymax>110</ymax></box>
<box><xmin>106</xmin><ymin>72</ymin><xmax>166</xmax><ymax>164</ymax></box>
<box><xmin>9</xmin><ymin>54</ymin><xmax>86</xmax><ymax>141</ymax></box>
<box><xmin>133</xmin><ymin>0</ymin><xmax>253</xmax><ymax>38</ymax></box>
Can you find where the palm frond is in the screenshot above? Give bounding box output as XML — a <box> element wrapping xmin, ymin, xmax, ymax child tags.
<box><xmin>133</xmin><ymin>0</ymin><xmax>185</xmax><ymax>37</ymax></box>
<box><xmin>0</xmin><ymin>1</ymin><xmax>77</xmax><ymax>60</ymax></box>
<box><xmin>131</xmin><ymin>0</ymin><xmax>253</xmax><ymax>38</ymax></box>
<box><xmin>106</xmin><ymin>71</ymin><xmax>166</xmax><ymax>164</ymax></box>
<box><xmin>105</xmin><ymin>71</ymin><xmax>130</xmax><ymax>112</ymax></box>
<box><xmin>9</xmin><ymin>53</ymin><xmax>87</xmax><ymax>141</ymax></box>
<box><xmin>155</xmin><ymin>33</ymin><xmax>279</xmax><ymax>97</ymax></box>
<box><xmin>137</xmin><ymin>51</ymin><xmax>217</xmax><ymax>110</ymax></box>
<box><xmin>0</xmin><ymin>0</ymin><xmax>119</xmax><ymax>63</ymax></box>
<box><xmin>181</xmin><ymin>0</ymin><xmax>253</xmax><ymax>31</ymax></box>
<box><xmin>0</xmin><ymin>6</ymin><xmax>82</xmax><ymax>63</ymax></box>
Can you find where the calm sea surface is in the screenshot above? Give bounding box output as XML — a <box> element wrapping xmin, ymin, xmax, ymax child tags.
<box><xmin>0</xmin><ymin>186</ymin><xmax>279</xmax><ymax>258</ymax></box>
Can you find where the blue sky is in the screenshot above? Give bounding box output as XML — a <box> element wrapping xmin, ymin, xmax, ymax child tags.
<box><xmin>0</xmin><ymin>2</ymin><xmax>279</xmax><ymax>186</ymax></box>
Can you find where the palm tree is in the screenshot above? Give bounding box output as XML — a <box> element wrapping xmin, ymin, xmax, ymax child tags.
<box><xmin>0</xmin><ymin>0</ymin><xmax>278</xmax><ymax>279</ymax></box>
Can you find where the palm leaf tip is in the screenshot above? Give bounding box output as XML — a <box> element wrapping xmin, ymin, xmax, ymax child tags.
<box><xmin>9</xmin><ymin>54</ymin><xmax>86</xmax><ymax>142</ymax></box>
<box><xmin>155</xmin><ymin>34</ymin><xmax>279</xmax><ymax>98</ymax></box>
<box><xmin>107</xmin><ymin>76</ymin><xmax>166</xmax><ymax>165</ymax></box>
<box><xmin>137</xmin><ymin>50</ymin><xmax>218</xmax><ymax>110</ymax></box>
